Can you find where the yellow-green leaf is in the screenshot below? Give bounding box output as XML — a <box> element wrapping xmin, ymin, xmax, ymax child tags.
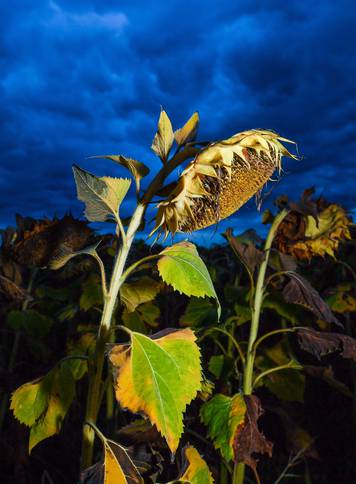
<box><xmin>120</xmin><ymin>277</ymin><xmax>161</xmax><ymax>313</ymax></box>
<box><xmin>200</xmin><ymin>393</ymin><xmax>246</xmax><ymax>462</ymax></box>
<box><xmin>90</xmin><ymin>155</ymin><xmax>150</xmax><ymax>193</ymax></box>
<box><xmin>10</xmin><ymin>377</ymin><xmax>49</xmax><ymax>427</ymax></box>
<box><xmin>73</xmin><ymin>165</ymin><xmax>131</xmax><ymax>222</ymax></box>
<box><xmin>151</xmin><ymin>110</ymin><xmax>174</xmax><ymax>162</ymax></box>
<box><xmin>179</xmin><ymin>446</ymin><xmax>214</xmax><ymax>484</ymax></box>
<box><xmin>109</xmin><ymin>328</ymin><xmax>202</xmax><ymax>453</ymax></box>
<box><xmin>158</xmin><ymin>242</ymin><xmax>220</xmax><ymax>319</ymax></box>
<box><xmin>174</xmin><ymin>112</ymin><xmax>200</xmax><ymax>147</ymax></box>
<box><xmin>11</xmin><ymin>365</ymin><xmax>75</xmax><ymax>452</ymax></box>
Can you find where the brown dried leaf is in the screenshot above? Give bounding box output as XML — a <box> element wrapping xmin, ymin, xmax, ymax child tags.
<box><xmin>304</xmin><ymin>365</ymin><xmax>352</xmax><ymax>397</ymax></box>
<box><xmin>283</xmin><ymin>273</ymin><xmax>341</xmax><ymax>326</ymax></box>
<box><xmin>224</xmin><ymin>228</ymin><xmax>264</xmax><ymax>275</ymax></box>
<box><xmin>117</xmin><ymin>420</ymin><xmax>163</xmax><ymax>446</ymax></box>
<box><xmin>268</xmin><ymin>249</ymin><xmax>297</xmax><ymax>272</ymax></box>
<box><xmin>233</xmin><ymin>395</ymin><xmax>273</xmax><ymax>471</ymax></box>
<box><xmin>297</xmin><ymin>328</ymin><xmax>356</xmax><ymax>361</ymax></box>
<box><xmin>0</xmin><ymin>275</ymin><xmax>29</xmax><ymax>302</ymax></box>
<box><xmin>11</xmin><ymin>215</ymin><xmax>93</xmax><ymax>267</ymax></box>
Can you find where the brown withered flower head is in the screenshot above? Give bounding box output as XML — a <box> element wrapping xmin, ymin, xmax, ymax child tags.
<box><xmin>273</xmin><ymin>188</ymin><xmax>352</xmax><ymax>260</ymax></box>
<box><xmin>4</xmin><ymin>214</ymin><xmax>93</xmax><ymax>268</ymax></box>
<box><xmin>151</xmin><ymin>129</ymin><xmax>298</xmax><ymax>240</ymax></box>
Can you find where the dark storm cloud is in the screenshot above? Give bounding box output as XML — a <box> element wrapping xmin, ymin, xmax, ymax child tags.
<box><xmin>0</xmin><ymin>0</ymin><xmax>355</xmax><ymax>242</ymax></box>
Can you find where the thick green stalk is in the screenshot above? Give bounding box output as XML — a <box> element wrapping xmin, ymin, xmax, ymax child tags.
<box><xmin>80</xmin><ymin>204</ymin><xmax>144</xmax><ymax>470</ymax></box>
<box><xmin>233</xmin><ymin>462</ymin><xmax>246</xmax><ymax>484</ymax></box>
<box><xmin>233</xmin><ymin>209</ymin><xmax>288</xmax><ymax>484</ymax></box>
<box><xmin>80</xmin><ymin>146</ymin><xmax>196</xmax><ymax>470</ymax></box>
<box><xmin>243</xmin><ymin>209</ymin><xmax>288</xmax><ymax>395</ymax></box>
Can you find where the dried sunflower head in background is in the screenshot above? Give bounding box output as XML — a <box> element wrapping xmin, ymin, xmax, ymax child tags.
<box><xmin>274</xmin><ymin>189</ymin><xmax>352</xmax><ymax>260</ymax></box>
<box><xmin>150</xmin><ymin>129</ymin><xmax>298</xmax><ymax>239</ymax></box>
<box><xmin>8</xmin><ymin>214</ymin><xmax>93</xmax><ymax>267</ymax></box>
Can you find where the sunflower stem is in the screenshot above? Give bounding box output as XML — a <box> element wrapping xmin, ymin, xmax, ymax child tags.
<box><xmin>80</xmin><ymin>147</ymin><xmax>195</xmax><ymax>471</ymax></box>
<box><xmin>80</xmin><ymin>205</ymin><xmax>143</xmax><ymax>470</ymax></box>
<box><xmin>233</xmin><ymin>209</ymin><xmax>289</xmax><ymax>484</ymax></box>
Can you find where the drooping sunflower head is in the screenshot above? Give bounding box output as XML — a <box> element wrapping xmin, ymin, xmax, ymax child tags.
<box><xmin>151</xmin><ymin>130</ymin><xmax>299</xmax><ymax>239</ymax></box>
<box><xmin>274</xmin><ymin>190</ymin><xmax>352</xmax><ymax>260</ymax></box>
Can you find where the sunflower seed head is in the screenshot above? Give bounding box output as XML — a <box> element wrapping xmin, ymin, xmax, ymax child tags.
<box><xmin>150</xmin><ymin>129</ymin><xmax>299</xmax><ymax>239</ymax></box>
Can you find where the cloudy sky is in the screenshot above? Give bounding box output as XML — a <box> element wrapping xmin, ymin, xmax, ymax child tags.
<box><xmin>1</xmin><ymin>0</ymin><xmax>355</xmax><ymax>244</ymax></box>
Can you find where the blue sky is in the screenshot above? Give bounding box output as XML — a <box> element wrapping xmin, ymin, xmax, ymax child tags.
<box><xmin>1</xmin><ymin>0</ymin><xmax>355</xmax><ymax>244</ymax></box>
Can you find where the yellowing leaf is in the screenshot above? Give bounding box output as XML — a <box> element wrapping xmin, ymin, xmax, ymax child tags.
<box><xmin>11</xmin><ymin>365</ymin><xmax>75</xmax><ymax>452</ymax></box>
<box><xmin>327</xmin><ymin>284</ymin><xmax>356</xmax><ymax>314</ymax></box>
<box><xmin>151</xmin><ymin>110</ymin><xmax>174</xmax><ymax>162</ymax></box>
<box><xmin>81</xmin><ymin>434</ymin><xmax>143</xmax><ymax>484</ymax></box>
<box><xmin>109</xmin><ymin>328</ymin><xmax>202</xmax><ymax>453</ymax></box>
<box><xmin>200</xmin><ymin>393</ymin><xmax>246</xmax><ymax>461</ymax></box>
<box><xmin>104</xmin><ymin>440</ymin><xmax>143</xmax><ymax>484</ymax></box>
<box><xmin>10</xmin><ymin>377</ymin><xmax>49</xmax><ymax>427</ymax></box>
<box><xmin>157</xmin><ymin>242</ymin><xmax>221</xmax><ymax>319</ymax></box>
<box><xmin>180</xmin><ymin>446</ymin><xmax>214</xmax><ymax>484</ymax></box>
<box><xmin>120</xmin><ymin>277</ymin><xmax>161</xmax><ymax>313</ymax></box>
<box><xmin>90</xmin><ymin>155</ymin><xmax>150</xmax><ymax>193</ymax></box>
<box><xmin>73</xmin><ymin>165</ymin><xmax>131</xmax><ymax>222</ymax></box>
<box><xmin>174</xmin><ymin>112</ymin><xmax>200</xmax><ymax>147</ymax></box>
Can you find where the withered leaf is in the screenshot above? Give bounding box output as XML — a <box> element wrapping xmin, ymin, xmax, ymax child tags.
<box><xmin>297</xmin><ymin>328</ymin><xmax>356</xmax><ymax>361</ymax></box>
<box><xmin>268</xmin><ymin>249</ymin><xmax>297</xmax><ymax>272</ymax></box>
<box><xmin>304</xmin><ymin>365</ymin><xmax>352</xmax><ymax>397</ymax></box>
<box><xmin>233</xmin><ymin>395</ymin><xmax>273</xmax><ymax>471</ymax></box>
<box><xmin>117</xmin><ymin>420</ymin><xmax>163</xmax><ymax>446</ymax></box>
<box><xmin>10</xmin><ymin>215</ymin><xmax>92</xmax><ymax>268</ymax></box>
<box><xmin>282</xmin><ymin>273</ymin><xmax>341</xmax><ymax>326</ymax></box>
<box><xmin>0</xmin><ymin>274</ymin><xmax>29</xmax><ymax>302</ymax></box>
<box><xmin>80</xmin><ymin>438</ymin><xmax>143</xmax><ymax>484</ymax></box>
<box><xmin>224</xmin><ymin>228</ymin><xmax>264</xmax><ymax>275</ymax></box>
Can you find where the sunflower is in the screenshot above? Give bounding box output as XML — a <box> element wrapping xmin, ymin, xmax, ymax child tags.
<box><xmin>151</xmin><ymin>130</ymin><xmax>298</xmax><ymax>239</ymax></box>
